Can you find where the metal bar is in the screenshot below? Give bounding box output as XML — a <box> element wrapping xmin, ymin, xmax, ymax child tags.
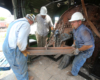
<box><xmin>27</xmin><ymin>46</ymin><xmax>73</xmax><ymax>50</ymax></box>
<box><xmin>27</xmin><ymin>47</ymin><xmax>74</xmax><ymax>55</ymax></box>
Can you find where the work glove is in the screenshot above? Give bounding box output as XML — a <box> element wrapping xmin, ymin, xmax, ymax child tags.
<box><xmin>74</xmin><ymin>48</ymin><xmax>80</xmax><ymax>55</ymax></box>
<box><xmin>21</xmin><ymin>49</ymin><xmax>30</xmax><ymax>56</ymax></box>
<box><xmin>71</xmin><ymin>44</ymin><xmax>75</xmax><ymax>47</ymax></box>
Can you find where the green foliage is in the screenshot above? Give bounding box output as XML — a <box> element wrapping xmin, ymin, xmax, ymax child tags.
<box><xmin>29</xmin><ymin>34</ymin><xmax>37</xmax><ymax>47</ymax></box>
<box><xmin>0</xmin><ymin>17</ymin><xmax>6</xmax><ymax>21</ymax></box>
<box><xmin>29</xmin><ymin>34</ymin><xmax>36</xmax><ymax>40</ymax></box>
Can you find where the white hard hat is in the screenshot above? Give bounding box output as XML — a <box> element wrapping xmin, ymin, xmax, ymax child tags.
<box><xmin>69</xmin><ymin>12</ymin><xmax>85</xmax><ymax>22</ymax></box>
<box><xmin>40</xmin><ymin>6</ymin><xmax>47</xmax><ymax>15</ymax></box>
<box><xmin>26</xmin><ymin>14</ymin><xmax>35</xmax><ymax>22</ymax></box>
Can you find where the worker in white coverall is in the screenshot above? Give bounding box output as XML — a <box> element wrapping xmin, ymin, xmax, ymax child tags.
<box><xmin>2</xmin><ymin>14</ymin><xmax>35</xmax><ymax>80</ymax></box>
<box><xmin>35</xmin><ymin>6</ymin><xmax>54</xmax><ymax>47</ymax></box>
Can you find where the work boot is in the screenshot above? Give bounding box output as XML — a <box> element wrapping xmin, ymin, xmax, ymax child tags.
<box><xmin>29</xmin><ymin>76</ymin><xmax>34</xmax><ymax>80</ymax></box>
<box><xmin>67</xmin><ymin>71</ymin><xmax>74</xmax><ymax>76</ymax></box>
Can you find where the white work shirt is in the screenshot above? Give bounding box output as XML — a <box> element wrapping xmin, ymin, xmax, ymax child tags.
<box><xmin>8</xmin><ymin>18</ymin><xmax>30</xmax><ymax>51</ymax></box>
<box><xmin>36</xmin><ymin>14</ymin><xmax>53</xmax><ymax>36</ymax></box>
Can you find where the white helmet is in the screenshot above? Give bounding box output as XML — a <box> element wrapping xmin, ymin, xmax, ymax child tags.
<box><xmin>40</xmin><ymin>6</ymin><xmax>47</xmax><ymax>15</ymax></box>
<box><xmin>26</xmin><ymin>14</ymin><xmax>35</xmax><ymax>22</ymax></box>
<box><xmin>69</xmin><ymin>12</ymin><xmax>85</xmax><ymax>22</ymax></box>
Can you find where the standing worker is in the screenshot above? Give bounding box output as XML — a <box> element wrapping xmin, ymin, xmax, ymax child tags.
<box><xmin>67</xmin><ymin>12</ymin><xmax>95</xmax><ymax>76</ymax></box>
<box><xmin>2</xmin><ymin>14</ymin><xmax>35</xmax><ymax>80</ymax></box>
<box><xmin>35</xmin><ymin>6</ymin><xmax>54</xmax><ymax>47</ymax></box>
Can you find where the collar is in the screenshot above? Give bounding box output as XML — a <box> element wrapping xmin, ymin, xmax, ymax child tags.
<box><xmin>75</xmin><ymin>24</ymin><xmax>83</xmax><ymax>31</ymax></box>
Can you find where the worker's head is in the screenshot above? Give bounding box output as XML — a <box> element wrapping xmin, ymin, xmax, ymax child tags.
<box><xmin>26</xmin><ymin>14</ymin><xmax>35</xmax><ymax>25</ymax></box>
<box><xmin>69</xmin><ymin>12</ymin><xmax>85</xmax><ymax>29</ymax></box>
<box><xmin>40</xmin><ymin>6</ymin><xmax>47</xmax><ymax>19</ymax></box>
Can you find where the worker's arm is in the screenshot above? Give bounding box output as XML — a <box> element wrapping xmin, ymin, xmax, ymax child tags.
<box><xmin>49</xmin><ymin>17</ymin><xmax>54</xmax><ymax>37</ymax></box>
<box><xmin>17</xmin><ymin>23</ymin><xmax>30</xmax><ymax>56</ymax></box>
<box><xmin>49</xmin><ymin>16</ymin><xmax>54</xmax><ymax>30</ymax></box>
<box><xmin>17</xmin><ymin>23</ymin><xmax>30</xmax><ymax>51</ymax></box>
<box><xmin>71</xmin><ymin>29</ymin><xmax>76</xmax><ymax>47</ymax></box>
<box><xmin>72</xmin><ymin>40</ymin><xmax>75</xmax><ymax>47</ymax></box>
<box><xmin>50</xmin><ymin>26</ymin><xmax>54</xmax><ymax>34</ymax></box>
<box><xmin>78</xmin><ymin>45</ymin><xmax>93</xmax><ymax>51</ymax></box>
<box><xmin>51</xmin><ymin>26</ymin><xmax>54</xmax><ymax>30</ymax></box>
<box><xmin>49</xmin><ymin>26</ymin><xmax>54</xmax><ymax>37</ymax></box>
<box><xmin>74</xmin><ymin>30</ymin><xmax>93</xmax><ymax>55</ymax></box>
<box><xmin>79</xmin><ymin>30</ymin><xmax>93</xmax><ymax>51</ymax></box>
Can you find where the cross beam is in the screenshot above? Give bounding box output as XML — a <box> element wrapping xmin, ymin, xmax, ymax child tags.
<box><xmin>27</xmin><ymin>47</ymin><xmax>74</xmax><ymax>55</ymax></box>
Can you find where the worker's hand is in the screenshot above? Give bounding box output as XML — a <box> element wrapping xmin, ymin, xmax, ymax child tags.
<box><xmin>21</xmin><ymin>49</ymin><xmax>30</xmax><ymax>56</ymax></box>
<box><xmin>74</xmin><ymin>48</ymin><xmax>80</xmax><ymax>55</ymax></box>
<box><xmin>71</xmin><ymin>44</ymin><xmax>75</xmax><ymax>47</ymax></box>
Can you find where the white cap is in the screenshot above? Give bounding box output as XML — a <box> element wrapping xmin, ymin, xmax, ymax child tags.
<box><xmin>26</xmin><ymin>14</ymin><xmax>35</xmax><ymax>21</ymax></box>
<box><xmin>40</xmin><ymin>6</ymin><xmax>47</xmax><ymax>15</ymax></box>
<box><xmin>69</xmin><ymin>12</ymin><xmax>85</xmax><ymax>22</ymax></box>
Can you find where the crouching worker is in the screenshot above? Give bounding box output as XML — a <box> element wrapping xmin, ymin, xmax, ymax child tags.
<box><xmin>67</xmin><ymin>12</ymin><xmax>95</xmax><ymax>76</ymax></box>
<box><xmin>2</xmin><ymin>14</ymin><xmax>35</xmax><ymax>80</ymax></box>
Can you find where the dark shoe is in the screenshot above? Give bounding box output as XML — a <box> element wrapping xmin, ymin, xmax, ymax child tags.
<box><xmin>67</xmin><ymin>72</ymin><xmax>74</xmax><ymax>76</ymax></box>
